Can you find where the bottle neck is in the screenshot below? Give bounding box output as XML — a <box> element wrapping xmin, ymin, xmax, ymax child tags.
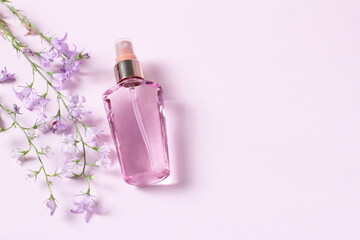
<box><xmin>118</xmin><ymin>77</ymin><xmax>144</xmax><ymax>88</ymax></box>
<box><xmin>114</xmin><ymin>59</ymin><xmax>144</xmax><ymax>83</ymax></box>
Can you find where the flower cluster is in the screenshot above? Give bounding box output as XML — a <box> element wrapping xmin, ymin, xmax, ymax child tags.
<box><xmin>67</xmin><ymin>94</ymin><xmax>91</xmax><ymax>120</ymax></box>
<box><xmin>0</xmin><ymin>1</ymin><xmax>110</xmax><ymax>222</ymax></box>
<box><xmin>71</xmin><ymin>193</ymin><xmax>99</xmax><ymax>223</ymax></box>
<box><xmin>40</xmin><ymin>34</ymin><xmax>89</xmax><ymax>90</ymax></box>
<box><xmin>14</xmin><ymin>87</ymin><xmax>50</xmax><ymax>118</ymax></box>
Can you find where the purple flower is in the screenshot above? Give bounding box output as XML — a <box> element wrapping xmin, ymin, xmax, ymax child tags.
<box><xmin>0</xmin><ymin>67</ymin><xmax>15</xmax><ymax>82</ymax></box>
<box><xmin>14</xmin><ymin>87</ymin><xmax>31</xmax><ymax>101</ymax></box>
<box><xmin>50</xmin><ymin>117</ymin><xmax>67</xmax><ymax>133</ymax></box>
<box><xmin>52</xmin><ymin>72</ymin><xmax>67</xmax><ymax>90</ymax></box>
<box><xmin>79</xmin><ymin>52</ymin><xmax>90</xmax><ymax>59</ymax></box>
<box><xmin>40</xmin><ymin>50</ymin><xmax>57</xmax><ymax>67</ymax></box>
<box><xmin>24</xmin><ymin>23</ymin><xmax>37</xmax><ymax>36</ymax></box>
<box><xmin>22</xmin><ymin>48</ymin><xmax>35</xmax><ymax>56</ymax></box>
<box><xmin>62</xmin><ymin>54</ymin><xmax>81</xmax><ymax>77</ymax></box>
<box><xmin>71</xmin><ymin>194</ymin><xmax>98</xmax><ymax>223</ymax></box>
<box><xmin>51</xmin><ymin>33</ymin><xmax>78</xmax><ymax>57</ymax></box>
<box><xmin>68</xmin><ymin>94</ymin><xmax>91</xmax><ymax>120</ymax></box>
<box><xmin>52</xmin><ymin>56</ymin><xmax>82</xmax><ymax>90</ymax></box>
<box><xmin>30</xmin><ymin>97</ymin><xmax>50</xmax><ymax>118</ymax></box>
<box><xmin>46</xmin><ymin>198</ymin><xmax>57</xmax><ymax>216</ymax></box>
<box><xmin>12</xmin><ymin>104</ymin><xmax>21</xmax><ymax>114</ymax></box>
<box><xmin>14</xmin><ymin>87</ymin><xmax>50</xmax><ymax>118</ymax></box>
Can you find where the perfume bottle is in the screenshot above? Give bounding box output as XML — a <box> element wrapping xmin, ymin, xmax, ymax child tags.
<box><xmin>103</xmin><ymin>40</ymin><xmax>170</xmax><ymax>186</ymax></box>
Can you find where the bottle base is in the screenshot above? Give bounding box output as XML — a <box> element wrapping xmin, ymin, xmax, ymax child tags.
<box><xmin>124</xmin><ymin>169</ymin><xmax>170</xmax><ymax>186</ymax></box>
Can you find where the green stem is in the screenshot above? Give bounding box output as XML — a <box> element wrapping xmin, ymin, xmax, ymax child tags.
<box><xmin>58</xmin><ymin>96</ymin><xmax>88</xmax><ymax>175</ymax></box>
<box><xmin>0</xmin><ymin>121</ymin><xmax>15</xmax><ymax>132</ymax></box>
<box><xmin>0</xmin><ymin>104</ymin><xmax>54</xmax><ymax>197</ymax></box>
<box><xmin>0</xmin><ymin>19</ymin><xmax>90</xmax><ymax>184</ymax></box>
<box><xmin>0</xmin><ymin>2</ymin><xmax>80</xmax><ymax>60</ymax></box>
<box><xmin>1</xmin><ymin>1</ymin><xmax>52</xmax><ymax>44</ymax></box>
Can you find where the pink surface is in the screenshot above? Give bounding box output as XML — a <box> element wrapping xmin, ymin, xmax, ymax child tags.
<box><xmin>1</xmin><ymin>0</ymin><xmax>360</xmax><ymax>239</ymax></box>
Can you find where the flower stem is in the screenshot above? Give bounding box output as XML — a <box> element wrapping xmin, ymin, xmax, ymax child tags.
<box><xmin>0</xmin><ymin>2</ymin><xmax>83</xmax><ymax>60</ymax></box>
<box><xmin>0</xmin><ymin>104</ymin><xmax>54</xmax><ymax>197</ymax></box>
<box><xmin>0</xmin><ymin>1</ymin><xmax>52</xmax><ymax>44</ymax></box>
<box><xmin>0</xmin><ymin>18</ymin><xmax>91</xmax><ymax>187</ymax></box>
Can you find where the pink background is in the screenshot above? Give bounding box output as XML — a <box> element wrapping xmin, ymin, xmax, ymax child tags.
<box><xmin>1</xmin><ymin>0</ymin><xmax>360</xmax><ymax>239</ymax></box>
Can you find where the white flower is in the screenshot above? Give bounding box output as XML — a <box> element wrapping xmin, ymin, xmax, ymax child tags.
<box><xmin>41</xmin><ymin>145</ymin><xmax>53</xmax><ymax>155</ymax></box>
<box><xmin>61</xmin><ymin>134</ymin><xmax>78</xmax><ymax>157</ymax></box>
<box><xmin>10</xmin><ymin>149</ymin><xmax>26</xmax><ymax>165</ymax></box>
<box><xmin>10</xmin><ymin>150</ymin><xmax>23</xmax><ymax>159</ymax></box>
<box><xmin>67</xmin><ymin>94</ymin><xmax>91</xmax><ymax>120</ymax></box>
<box><xmin>27</xmin><ymin>128</ymin><xmax>39</xmax><ymax>139</ymax></box>
<box><xmin>94</xmin><ymin>159</ymin><xmax>103</xmax><ymax>167</ymax></box>
<box><xmin>84</xmin><ymin>127</ymin><xmax>102</xmax><ymax>146</ymax></box>
<box><xmin>98</xmin><ymin>144</ymin><xmax>110</xmax><ymax>157</ymax></box>
<box><xmin>57</xmin><ymin>161</ymin><xmax>78</xmax><ymax>178</ymax></box>
<box><xmin>94</xmin><ymin>144</ymin><xmax>111</xmax><ymax>168</ymax></box>
<box><xmin>27</xmin><ymin>171</ymin><xmax>37</xmax><ymax>179</ymax></box>
<box><xmin>94</xmin><ymin>158</ymin><xmax>109</xmax><ymax>168</ymax></box>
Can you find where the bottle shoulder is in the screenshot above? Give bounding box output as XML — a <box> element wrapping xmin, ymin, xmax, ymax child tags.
<box><xmin>102</xmin><ymin>78</ymin><xmax>162</xmax><ymax>99</ymax></box>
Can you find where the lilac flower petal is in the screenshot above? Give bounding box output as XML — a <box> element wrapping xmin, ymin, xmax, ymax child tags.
<box><xmin>67</xmin><ymin>94</ymin><xmax>91</xmax><ymax>120</ymax></box>
<box><xmin>71</xmin><ymin>194</ymin><xmax>98</xmax><ymax>222</ymax></box>
<box><xmin>51</xmin><ymin>33</ymin><xmax>78</xmax><ymax>57</ymax></box>
<box><xmin>52</xmin><ymin>72</ymin><xmax>67</xmax><ymax>90</ymax></box>
<box><xmin>61</xmin><ymin>134</ymin><xmax>79</xmax><ymax>158</ymax></box>
<box><xmin>62</xmin><ymin>54</ymin><xmax>81</xmax><ymax>77</ymax></box>
<box><xmin>0</xmin><ymin>67</ymin><xmax>16</xmax><ymax>82</ymax></box>
<box><xmin>12</xmin><ymin>104</ymin><xmax>21</xmax><ymax>114</ymax></box>
<box><xmin>14</xmin><ymin>87</ymin><xmax>32</xmax><ymax>101</ymax></box>
<box><xmin>84</xmin><ymin>209</ymin><xmax>92</xmax><ymax>223</ymax></box>
<box><xmin>40</xmin><ymin>49</ymin><xmax>57</xmax><ymax>67</ymax></box>
<box><xmin>85</xmin><ymin>127</ymin><xmax>104</xmax><ymax>147</ymax></box>
<box><xmin>59</xmin><ymin>33</ymin><xmax>67</xmax><ymax>42</ymax></box>
<box><xmin>14</xmin><ymin>87</ymin><xmax>50</xmax><ymax>118</ymax></box>
<box><xmin>71</xmin><ymin>203</ymin><xmax>84</xmax><ymax>214</ymax></box>
<box><xmin>58</xmin><ymin>161</ymin><xmax>79</xmax><ymax>178</ymax></box>
<box><xmin>22</xmin><ymin>48</ymin><xmax>35</xmax><ymax>56</ymax></box>
<box><xmin>50</xmin><ymin>117</ymin><xmax>67</xmax><ymax>133</ymax></box>
<box><xmin>46</xmin><ymin>199</ymin><xmax>57</xmax><ymax>216</ymax></box>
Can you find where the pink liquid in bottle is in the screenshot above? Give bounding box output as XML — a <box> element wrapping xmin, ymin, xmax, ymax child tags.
<box><xmin>103</xmin><ymin>40</ymin><xmax>170</xmax><ymax>186</ymax></box>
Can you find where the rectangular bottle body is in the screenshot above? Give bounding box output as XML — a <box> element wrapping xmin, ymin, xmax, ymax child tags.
<box><xmin>103</xmin><ymin>78</ymin><xmax>170</xmax><ymax>186</ymax></box>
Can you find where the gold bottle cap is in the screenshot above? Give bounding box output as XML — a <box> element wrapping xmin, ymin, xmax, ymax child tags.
<box><xmin>114</xmin><ymin>40</ymin><xmax>144</xmax><ymax>83</ymax></box>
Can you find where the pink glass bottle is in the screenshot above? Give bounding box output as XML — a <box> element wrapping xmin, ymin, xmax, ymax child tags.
<box><xmin>103</xmin><ymin>40</ymin><xmax>170</xmax><ymax>186</ymax></box>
